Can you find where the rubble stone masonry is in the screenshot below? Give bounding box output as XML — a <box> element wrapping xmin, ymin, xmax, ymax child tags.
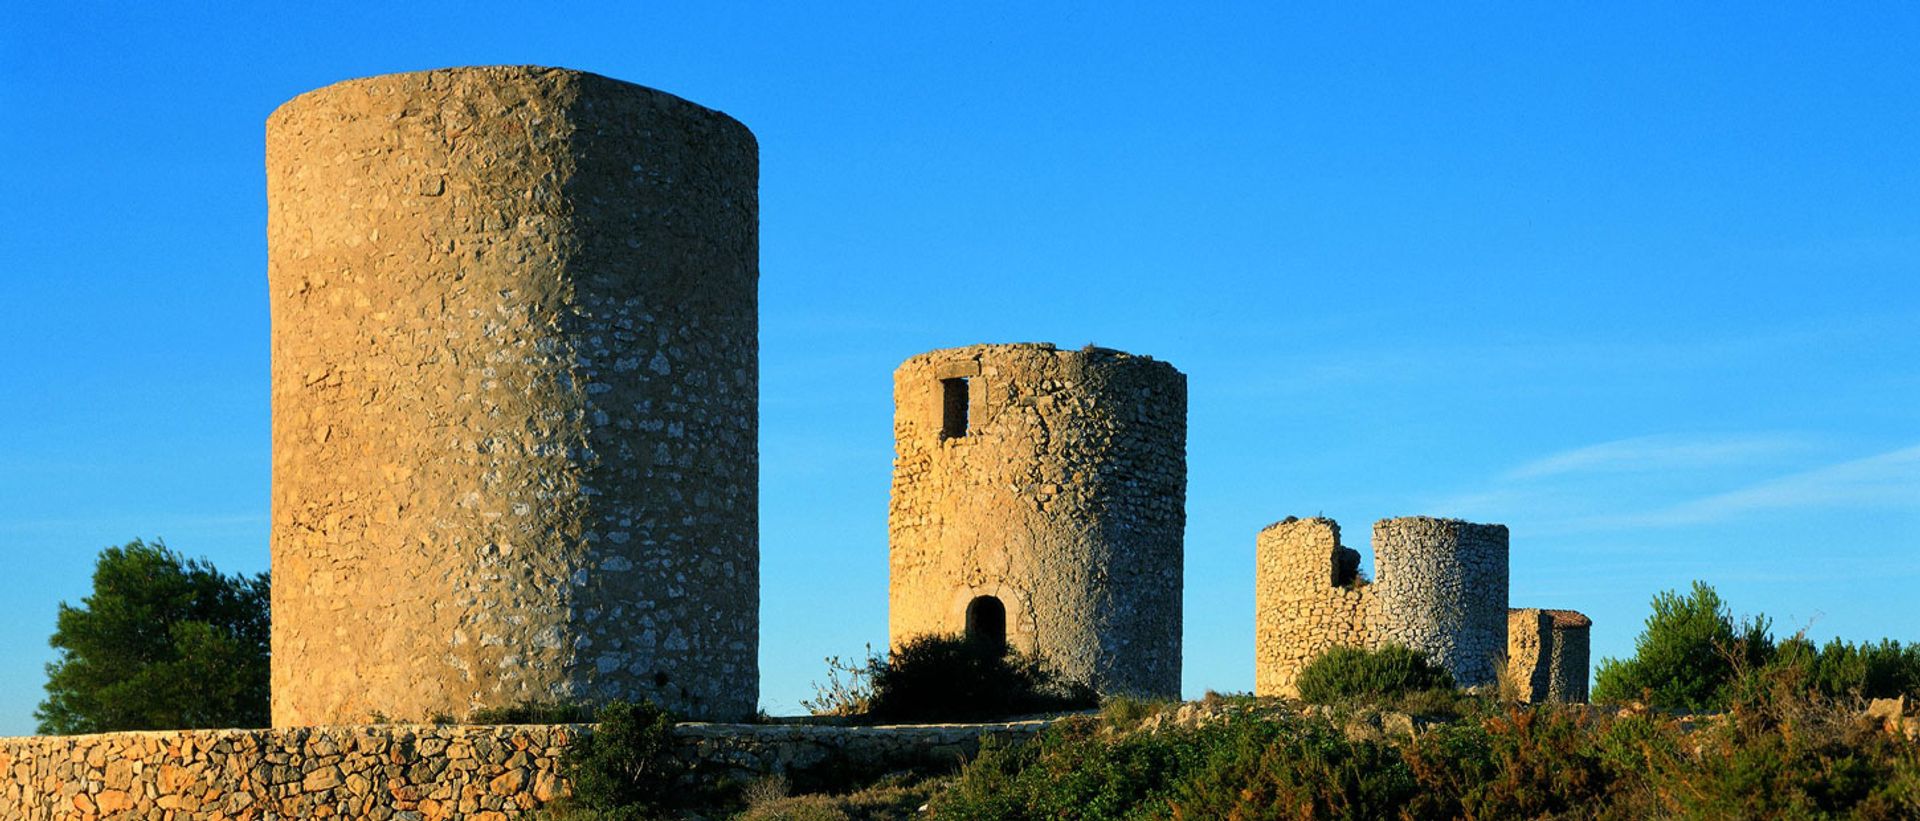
<box><xmin>1254</xmin><ymin>517</ymin><xmax>1374</xmax><ymax>697</ymax></box>
<box><xmin>267</xmin><ymin>66</ymin><xmax>759</xmax><ymax>725</ymax></box>
<box><xmin>1255</xmin><ymin>516</ymin><xmax>1513</xmax><ymax>695</ymax></box>
<box><xmin>0</xmin><ymin>720</ymin><xmax>1050</xmax><ymax>820</ymax></box>
<box><xmin>889</xmin><ymin>344</ymin><xmax>1186</xmax><ymax>698</ymax></box>
<box><xmin>1371</xmin><ymin>517</ymin><xmax>1509</xmax><ymax>689</ymax></box>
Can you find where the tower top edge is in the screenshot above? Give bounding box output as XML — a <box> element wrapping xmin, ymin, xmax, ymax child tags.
<box><xmin>267</xmin><ymin>65</ymin><xmax>751</xmax><ymax>138</ymax></box>
<box><xmin>895</xmin><ymin>342</ymin><xmax>1182</xmax><ymax>375</ymax></box>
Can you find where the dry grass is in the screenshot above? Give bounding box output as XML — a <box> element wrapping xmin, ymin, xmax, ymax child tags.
<box><xmin>735</xmin><ymin>772</ymin><xmax>948</xmax><ymax>821</ymax></box>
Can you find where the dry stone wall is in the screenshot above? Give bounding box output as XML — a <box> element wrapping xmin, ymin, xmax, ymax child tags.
<box><xmin>267</xmin><ymin>66</ymin><xmax>759</xmax><ymax>725</ymax></box>
<box><xmin>889</xmin><ymin>343</ymin><xmax>1186</xmax><ymax>698</ymax></box>
<box><xmin>1254</xmin><ymin>516</ymin><xmax>1516</xmax><ymax>695</ymax></box>
<box><xmin>0</xmin><ymin>724</ymin><xmax>575</xmax><ymax>821</ymax></box>
<box><xmin>0</xmin><ymin>720</ymin><xmax>1051</xmax><ymax>821</ymax></box>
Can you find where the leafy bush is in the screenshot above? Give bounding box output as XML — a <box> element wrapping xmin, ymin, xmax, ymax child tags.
<box><xmin>925</xmin><ymin>596</ymin><xmax>1920</xmax><ymax>820</ymax></box>
<box><xmin>469</xmin><ymin>700</ymin><xmax>598</xmax><ymax>725</ymax></box>
<box><xmin>736</xmin><ymin>771</ymin><xmax>945</xmax><ymax>821</ymax></box>
<box><xmin>1592</xmin><ymin>581</ymin><xmax>1773</xmax><ymax>711</ymax></box>
<box><xmin>811</xmin><ymin>634</ymin><xmax>1095</xmax><ymax>724</ymax></box>
<box><xmin>1769</xmin><ymin>635</ymin><xmax>1920</xmax><ymax>701</ymax></box>
<box><xmin>869</xmin><ymin>634</ymin><xmax>1096</xmax><ymax>722</ymax></box>
<box><xmin>1294</xmin><ymin>644</ymin><xmax>1455</xmax><ymax>707</ymax></box>
<box><xmin>37</xmin><ymin>539</ymin><xmax>270</xmax><ymax>734</ymax></box>
<box><xmin>556</xmin><ymin>699</ymin><xmax>685</xmax><ymax>819</ymax></box>
<box><xmin>928</xmin><ymin>690</ymin><xmax>1920</xmax><ymax>820</ymax></box>
<box><xmin>932</xmin><ymin>717</ymin><xmax>1213</xmax><ymax>818</ymax></box>
<box><xmin>1166</xmin><ymin>715</ymin><xmax>1417</xmax><ymax>820</ymax></box>
<box><xmin>1659</xmin><ymin>654</ymin><xmax>1920</xmax><ymax>818</ymax></box>
<box><xmin>1400</xmin><ymin>707</ymin><xmax>1643</xmax><ymax>819</ymax></box>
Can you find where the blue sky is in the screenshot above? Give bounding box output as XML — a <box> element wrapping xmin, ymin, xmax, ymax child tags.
<box><xmin>1</xmin><ymin>4</ymin><xmax>1915</xmax><ymax>734</ymax></box>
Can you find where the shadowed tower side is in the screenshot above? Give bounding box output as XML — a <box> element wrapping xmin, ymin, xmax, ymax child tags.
<box><xmin>267</xmin><ymin>66</ymin><xmax>759</xmax><ymax>725</ymax></box>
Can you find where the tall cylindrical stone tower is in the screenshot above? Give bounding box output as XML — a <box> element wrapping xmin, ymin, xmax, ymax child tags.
<box><xmin>1371</xmin><ymin>517</ymin><xmax>1508</xmax><ymax>688</ymax></box>
<box><xmin>888</xmin><ymin>343</ymin><xmax>1186</xmax><ymax>698</ymax></box>
<box><xmin>267</xmin><ymin>66</ymin><xmax>758</xmax><ymax>725</ymax></box>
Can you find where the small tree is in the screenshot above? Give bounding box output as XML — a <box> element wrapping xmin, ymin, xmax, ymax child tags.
<box><xmin>561</xmin><ymin>699</ymin><xmax>685</xmax><ymax>819</ymax></box>
<box><xmin>36</xmin><ymin>539</ymin><xmax>269</xmax><ymax>734</ymax></box>
<box><xmin>1592</xmin><ymin>581</ymin><xmax>1772</xmax><ymax>711</ymax></box>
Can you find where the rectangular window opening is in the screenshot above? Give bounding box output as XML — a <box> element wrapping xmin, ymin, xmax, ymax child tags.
<box><xmin>941</xmin><ymin>377</ymin><xmax>971</xmax><ymax>438</ymax></box>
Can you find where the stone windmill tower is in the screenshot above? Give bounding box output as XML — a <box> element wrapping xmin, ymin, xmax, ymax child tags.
<box><xmin>887</xmin><ymin>343</ymin><xmax>1186</xmax><ymax>698</ymax></box>
<box><xmin>266</xmin><ymin>66</ymin><xmax>759</xmax><ymax>724</ymax></box>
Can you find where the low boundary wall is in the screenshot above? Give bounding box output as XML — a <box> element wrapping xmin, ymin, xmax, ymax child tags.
<box><xmin>0</xmin><ymin>718</ymin><xmax>1053</xmax><ymax>820</ymax></box>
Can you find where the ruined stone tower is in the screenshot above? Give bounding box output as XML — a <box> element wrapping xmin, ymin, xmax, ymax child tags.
<box><xmin>1255</xmin><ymin>516</ymin><xmax>1510</xmax><ymax>696</ymax></box>
<box><xmin>1370</xmin><ymin>517</ymin><xmax>1510</xmax><ymax>686</ymax></box>
<box><xmin>888</xmin><ymin>343</ymin><xmax>1186</xmax><ymax>698</ymax></box>
<box><xmin>1507</xmin><ymin>608</ymin><xmax>1592</xmax><ymax>703</ymax></box>
<box><xmin>267</xmin><ymin>66</ymin><xmax>758</xmax><ymax>725</ymax></box>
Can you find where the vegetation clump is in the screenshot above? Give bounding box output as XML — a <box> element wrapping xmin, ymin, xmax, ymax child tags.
<box><xmin>1592</xmin><ymin>580</ymin><xmax>1773</xmax><ymax>710</ymax></box>
<box><xmin>1294</xmin><ymin>644</ymin><xmax>1456</xmax><ymax>707</ymax></box>
<box><xmin>930</xmin><ymin>671</ymin><xmax>1920</xmax><ymax>819</ymax></box>
<box><xmin>807</xmin><ymin>634</ymin><xmax>1096</xmax><ymax>724</ymax></box>
<box><xmin>922</xmin><ymin>582</ymin><xmax>1920</xmax><ymax>820</ymax></box>
<box><xmin>1594</xmin><ymin>581</ymin><xmax>1920</xmax><ymax>711</ymax></box>
<box><xmin>549</xmin><ymin>699</ymin><xmax>687</xmax><ymax>820</ymax></box>
<box><xmin>37</xmin><ymin>539</ymin><xmax>269</xmax><ymax>734</ymax></box>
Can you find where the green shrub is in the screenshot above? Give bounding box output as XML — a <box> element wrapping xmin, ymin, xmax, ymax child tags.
<box><xmin>932</xmin><ymin>717</ymin><xmax>1212</xmax><ymax>819</ymax></box>
<box><xmin>469</xmin><ymin>700</ymin><xmax>598</xmax><ymax>725</ymax></box>
<box><xmin>1657</xmin><ymin>656</ymin><xmax>1920</xmax><ymax>818</ymax></box>
<box><xmin>924</xmin><ymin>688</ymin><xmax>1920</xmax><ymax>820</ymax></box>
<box><xmin>1167</xmin><ymin>715</ymin><xmax>1417</xmax><ymax>820</ymax></box>
<box><xmin>1592</xmin><ymin>581</ymin><xmax>1773</xmax><ymax>711</ymax></box>
<box><xmin>815</xmin><ymin>634</ymin><xmax>1095</xmax><ymax>724</ymax></box>
<box><xmin>1294</xmin><ymin>644</ymin><xmax>1454</xmax><ymax>706</ymax></box>
<box><xmin>1770</xmin><ymin>635</ymin><xmax>1920</xmax><ymax>701</ymax></box>
<box><xmin>1402</xmin><ymin>707</ymin><xmax>1646</xmax><ymax>819</ymax></box>
<box><xmin>556</xmin><ymin>699</ymin><xmax>684</xmax><ymax>819</ymax></box>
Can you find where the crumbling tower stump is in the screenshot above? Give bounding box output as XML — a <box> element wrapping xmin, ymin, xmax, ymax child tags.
<box><xmin>267</xmin><ymin>66</ymin><xmax>758</xmax><ymax>725</ymax></box>
<box><xmin>888</xmin><ymin>343</ymin><xmax>1186</xmax><ymax>698</ymax></box>
<box><xmin>1255</xmin><ymin>515</ymin><xmax>1512</xmax><ymax>696</ymax></box>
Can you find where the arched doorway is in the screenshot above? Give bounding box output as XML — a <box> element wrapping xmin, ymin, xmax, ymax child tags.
<box><xmin>965</xmin><ymin>595</ymin><xmax>1007</xmax><ymax>653</ymax></box>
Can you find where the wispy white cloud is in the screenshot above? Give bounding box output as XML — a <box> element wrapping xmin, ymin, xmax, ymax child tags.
<box><xmin>1424</xmin><ymin>437</ymin><xmax>1918</xmax><ymax>537</ymax></box>
<box><xmin>1505</xmin><ymin>433</ymin><xmax>1808</xmax><ymax>480</ymax></box>
<box><xmin>1616</xmin><ymin>444</ymin><xmax>1920</xmax><ymax>527</ymax></box>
